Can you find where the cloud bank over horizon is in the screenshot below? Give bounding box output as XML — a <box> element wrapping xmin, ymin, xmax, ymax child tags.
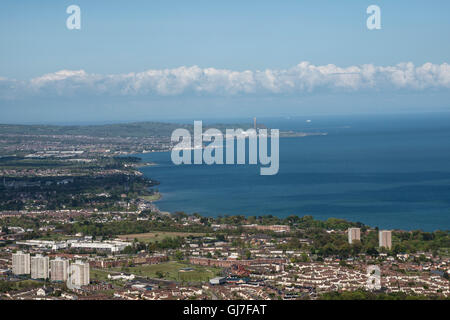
<box><xmin>1</xmin><ymin>62</ymin><xmax>450</xmax><ymax>100</ymax></box>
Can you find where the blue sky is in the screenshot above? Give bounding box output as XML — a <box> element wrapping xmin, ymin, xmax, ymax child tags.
<box><xmin>0</xmin><ymin>0</ymin><xmax>450</xmax><ymax>123</ymax></box>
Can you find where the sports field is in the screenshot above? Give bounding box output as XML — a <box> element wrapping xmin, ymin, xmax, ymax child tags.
<box><xmin>118</xmin><ymin>231</ymin><xmax>206</xmax><ymax>243</ymax></box>
<box><xmin>96</xmin><ymin>261</ymin><xmax>221</xmax><ymax>282</ymax></box>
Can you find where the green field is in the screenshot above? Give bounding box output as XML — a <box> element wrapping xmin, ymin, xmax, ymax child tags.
<box><xmin>109</xmin><ymin>261</ymin><xmax>222</xmax><ymax>282</ymax></box>
<box><xmin>118</xmin><ymin>231</ymin><xmax>206</xmax><ymax>243</ymax></box>
<box><xmin>37</xmin><ymin>234</ymin><xmax>76</xmax><ymax>241</ymax></box>
<box><xmin>139</xmin><ymin>193</ymin><xmax>161</xmax><ymax>201</ymax></box>
<box><xmin>90</xmin><ymin>269</ymin><xmax>110</xmax><ymax>282</ymax></box>
<box><xmin>0</xmin><ymin>279</ymin><xmax>43</xmax><ymax>293</ymax></box>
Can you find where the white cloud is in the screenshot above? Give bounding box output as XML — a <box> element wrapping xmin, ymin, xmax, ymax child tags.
<box><xmin>1</xmin><ymin>62</ymin><xmax>450</xmax><ymax>99</ymax></box>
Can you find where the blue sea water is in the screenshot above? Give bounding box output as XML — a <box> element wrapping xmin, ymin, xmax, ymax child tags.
<box><xmin>138</xmin><ymin>113</ymin><xmax>450</xmax><ymax>231</ymax></box>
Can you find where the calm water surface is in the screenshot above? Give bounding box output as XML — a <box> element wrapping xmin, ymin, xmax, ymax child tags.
<box><xmin>139</xmin><ymin>113</ymin><xmax>450</xmax><ymax>231</ymax></box>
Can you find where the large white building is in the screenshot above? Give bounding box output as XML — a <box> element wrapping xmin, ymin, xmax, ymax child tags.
<box><xmin>12</xmin><ymin>251</ymin><xmax>30</xmax><ymax>275</ymax></box>
<box><xmin>31</xmin><ymin>254</ymin><xmax>49</xmax><ymax>279</ymax></box>
<box><xmin>348</xmin><ymin>228</ymin><xmax>361</xmax><ymax>244</ymax></box>
<box><xmin>69</xmin><ymin>260</ymin><xmax>90</xmax><ymax>287</ymax></box>
<box><xmin>16</xmin><ymin>240</ymin><xmax>67</xmax><ymax>250</ymax></box>
<box><xmin>379</xmin><ymin>230</ymin><xmax>392</xmax><ymax>249</ymax></box>
<box><xmin>50</xmin><ymin>257</ymin><xmax>69</xmax><ymax>282</ymax></box>
<box><xmin>69</xmin><ymin>240</ymin><xmax>130</xmax><ymax>253</ymax></box>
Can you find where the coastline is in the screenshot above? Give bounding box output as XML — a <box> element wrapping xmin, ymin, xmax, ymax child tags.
<box><xmin>130</xmin><ymin>118</ymin><xmax>450</xmax><ymax>233</ymax></box>
<box><xmin>134</xmin><ymin>153</ymin><xmax>450</xmax><ymax>232</ymax></box>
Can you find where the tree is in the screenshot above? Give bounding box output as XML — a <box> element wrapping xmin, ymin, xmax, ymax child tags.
<box><xmin>122</xmin><ymin>245</ymin><xmax>135</xmax><ymax>254</ymax></box>
<box><xmin>174</xmin><ymin>250</ymin><xmax>184</xmax><ymax>261</ymax></box>
<box><xmin>300</xmin><ymin>253</ymin><xmax>310</xmax><ymax>262</ymax></box>
<box><xmin>366</xmin><ymin>247</ymin><xmax>379</xmax><ymax>256</ymax></box>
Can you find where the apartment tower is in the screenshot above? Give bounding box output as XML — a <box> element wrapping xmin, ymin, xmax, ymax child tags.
<box><xmin>69</xmin><ymin>260</ymin><xmax>90</xmax><ymax>287</ymax></box>
<box><xmin>348</xmin><ymin>228</ymin><xmax>361</xmax><ymax>244</ymax></box>
<box><xmin>379</xmin><ymin>230</ymin><xmax>392</xmax><ymax>249</ymax></box>
<box><xmin>50</xmin><ymin>257</ymin><xmax>69</xmax><ymax>282</ymax></box>
<box><xmin>12</xmin><ymin>251</ymin><xmax>30</xmax><ymax>275</ymax></box>
<box><xmin>31</xmin><ymin>254</ymin><xmax>49</xmax><ymax>279</ymax></box>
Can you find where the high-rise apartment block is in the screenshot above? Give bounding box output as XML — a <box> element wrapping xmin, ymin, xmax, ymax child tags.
<box><xmin>379</xmin><ymin>230</ymin><xmax>392</xmax><ymax>249</ymax></box>
<box><xmin>31</xmin><ymin>254</ymin><xmax>49</xmax><ymax>279</ymax></box>
<box><xmin>348</xmin><ymin>228</ymin><xmax>361</xmax><ymax>244</ymax></box>
<box><xmin>69</xmin><ymin>260</ymin><xmax>90</xmax><ymax>287</ymax></box>
<box><xmin>50</xmin><ymin>257</ymin><xmax>69</xmax><ymax>282</ymax></box>
<box><xmin>12</xmin><ymin>251</ymin><xmax>30</xmax><ymax>275</ymax></box>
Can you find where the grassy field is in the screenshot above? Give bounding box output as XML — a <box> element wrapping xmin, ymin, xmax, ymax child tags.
<box><xmin>90</xmin><ymin>269</ymin><xmax>110</xmax><ymax>282</ymax></box>
<box><xmin>118</xmin><ymin>231</ymin><xmax>207</xmax><ymax>243</ymax></box>
<box><xmin>109</xmin><ymin>261</ymin><xmax>222</xmax><ymax>282</ymax></box>
<box><xmin>140</xmin><ymin>193</ymin><xmax>161</xmax><ymax>201</ymax></box>
<box><xmin>0</xmin><ymin>279</ymin><xmax>43</xmax><ymax>293</ymax></box>
<box><xmin>37</xmin><ymin>234</ymin><xmax>76</xmax><ymax>241</ymax></box>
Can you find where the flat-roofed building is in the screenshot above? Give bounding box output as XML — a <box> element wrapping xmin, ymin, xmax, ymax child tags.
<box><xmin>348</xmin><ymin>228</ymin><xmax>361</xmax><ymax>244</ymax></box>
<box><xmin>379</xmin><ymin>230</ymin><xmax>392</xmax><ymax>249</ymax></box>
<box><xmin>50</xmin><ymin>257</ymin><xmax>69</xmax><ymax>282</ymax></box>
<box><xmin>242</xmin><ymin>224</ymin><xmax>291</xmax><ymax>233</ymax></box>
<box><xmin>31</xmin><ymin>254</ymin><xmax>49</xmax><ymax>279</ymax></box>
<box><xmin>210</xmin><ymin>277</ymin><xmax>226</xmax><ymax>285</ymax></box>
<box><xmin>69</xmin><ymin>240</ymin><xmax>130</xmax><ymax>253</ymax></box>
<box><xmin>16</xmin><ymin>239</ymin><xmax>67</xmax><ymax>250</ymax></box>
<box><xmin>12</xmin><ymin>251</ymin><xmax>30</xmax><ymax>275</ymax></box>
